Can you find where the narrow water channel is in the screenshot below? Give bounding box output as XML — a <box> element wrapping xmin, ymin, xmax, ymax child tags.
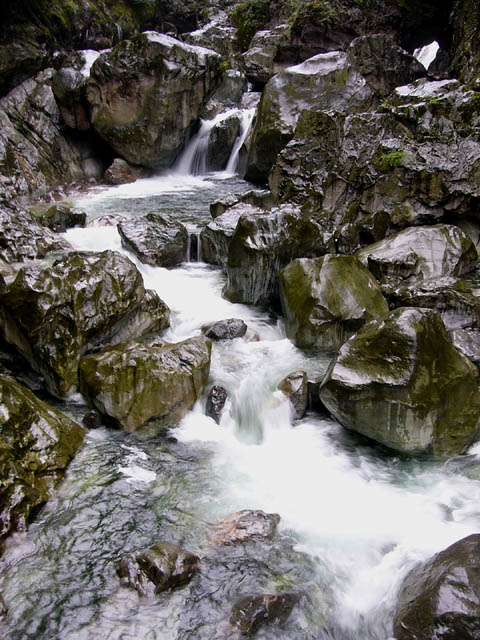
<box><xmin>1</xmin><ymin>171</ymin><xmax>480</xmax><ymax>640</ymax></box>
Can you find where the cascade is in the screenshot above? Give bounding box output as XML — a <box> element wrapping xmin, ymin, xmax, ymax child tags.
<box><xmin>413</xmin><ymin>41</ymin><xmax>440</xmax><ymax>69</ymax></box>
<box><xmin>225</xmin><ymin>107</ymin><xmax>255</xmax><ymax>175</ymax></box>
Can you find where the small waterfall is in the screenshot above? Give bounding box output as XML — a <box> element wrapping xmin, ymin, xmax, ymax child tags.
<box><xmin>225</xmin><ymin>108</ymin><xmax>256</xmax><ymax>175</ymax></box>
<box><xmin>174</xmin><ymin>107</ymin><xmax>256</xmax><ymax>177</ymax></box>
<box><xmin>185</xmin><ymin>227</ymin><xmax>202</xmax><ymax>262</ymax></box>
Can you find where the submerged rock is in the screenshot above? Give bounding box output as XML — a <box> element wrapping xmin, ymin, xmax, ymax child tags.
<box><xmin>0</xmin><ymin>251</ymin><xmax>170</xmax><ymax>397</ymax></box>
<box><xmin>203</xmin><ymin>318</ymin><xmax>247</xmax><ymax>341</ymax></box>
<box><xmin>87</xmin><ymin>32</ymin><xmax>221</xmax><ymax>169</ymax></box>
<box><xmin>0</xmin><ymin>375</ymin><xmax>85</xmax><ymax>552</ymax></box>
<box><xmin>320</xmin><ymin>308</ymin><xmax>480</xmax><ymax>457</ymax></box>
<box><xmin>118</xmin><ymin>214</ymin><xmax>188</xmax><ymax>267</ymax></box>
<box><xmin>206</xmin><ymin>385</ymin><xmax>228</xmax><ymax>425</ymax></box>
<box><xmin>394</xmin><ymin>534</ymin><xmax>480</xmax><ymax>640</ymax></box>
<box><xmin>79</xmin><ymin>336</ymin><xmax>211</xmax><ymax>432</ymax></box>
<box><xmin>230</xmin><ymin>592</ymin><xmax>299</xmax><ymax>636</ymax></box>
<box><xmin>279</xmin><ymin>256</ymin><xmax>389</xmax><ymax>350</ymax></box>
<box><xmin>118</xmin><ymin>541</ymin><xmax>200</xmax><ymax>596</ymax></box>
<box><xmin>212</xmin><ymin>510</ymin><xmax>280</xmax><ymax>546</ymax></box>
<box><xmin>277</xmin><ymin>371</ymin><xmax>308</xmax><ymax>420</ymax></box>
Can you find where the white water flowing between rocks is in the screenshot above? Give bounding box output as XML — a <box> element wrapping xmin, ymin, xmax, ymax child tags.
<box><xmin>2</xmin><ymin>172</ymin><xmax>480</xmax><ymax>640</ymax></box>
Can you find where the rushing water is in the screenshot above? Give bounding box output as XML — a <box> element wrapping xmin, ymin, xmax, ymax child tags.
<box><xmin>2</xmin><ymin>170</ymin><xmax>480</xmax><ymax>640</ymax></box>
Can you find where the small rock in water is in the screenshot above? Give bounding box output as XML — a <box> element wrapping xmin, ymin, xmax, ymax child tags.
<box><xmin>117</xmin><ymin>541</ymin><xmax>200</xmax><ymax>596</ymax></box>
<box><xmin>230</xmin><ymin>592</ymin><xmax>299</xmax><ymax>636</ymax></box>
<box><xmin>82</xmin><ymin>410</ymin><xmax>102</xmax><ymax>429</ymax></box>
<box><xmin>203</xmin><ymin>318</ymin><xmax>247</xmax><ymax>341</ymax></box>
<box><xmin>278</xmin><ymin>371</ymin><xmax>308</xmax><ymax>420</ymax></box>
<box><xmin>104</xmin><ymin>158</ymin><xmax>147</xmax><ymax>185</ymax></box>
<box><xmin>206</xmin><ymin>385</ymin><xmax>228</xmax><ymax>425</ymax></box>
<box><xmin>212</xmin><ymin>510</ymin><xmax>280</xmax><ymax>546</ymax></box>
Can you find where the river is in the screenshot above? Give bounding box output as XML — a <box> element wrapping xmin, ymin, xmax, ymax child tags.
<box><xmin>1</xmin><ymin>163</ymin><xmax>480</xmax><ymax>640</ymax></box>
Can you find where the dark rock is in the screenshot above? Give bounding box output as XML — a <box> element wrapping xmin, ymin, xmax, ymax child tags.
<box><xmin>40</xmin><ymin>202</ymin><xmax>87</xmax><ymax>232</ymax></box>
<box><xmin>51</xmin><ymin>64</ymin><xmax>91</xmax><ymax>131</ymax></box>
<box><xmin>0</xmin><ymin>593</ymin><xmax>6</xmax><ymax>618</ymax></box>
<box><xmin>212</xmin><ymin>510</ymin><xmax>280</xmax><ymax>546</ymax></box>
<box><xmin>0</xmin><ymin>250</ymin><xmax>170</xmax><ymax>397</ymax></box>
<box><xmin>206</xmin><ymin>113</ymin><xmax>241</xmax><ymax>171</ymax></box>
<box><xmin>203</xmin><ymin>318</ymin><xmax>247</xmax><ymax>341</ymax></box>
<box><xmin>320</xmin><ymin>307</ymin><xmax>480</xmax><ymax>457</ymax></box>
<box><xmin>87</xmin><ymin>32</ymin><xmax>221</xmax><ymax>169</ymax></box>
<box><xmin>118</xmin><ymin>541</ymin><xmax>200</xmax><ymax>596</ymax></box>
<box><xmin>118</xmin><ymin>213</ymin><xmax>188</xmax><ymax>267</ymax></box>
<box><xmin>79</xmin><ymin>336</ymin><xmax>211</xmax><ymax>432</ymax></box>
<box><xmin>0</xmin><ymin>200</ymin><xmax>70</xmax><ymax>263</ymax></box>
<box><xmin>307</xmin><ymin>376</ymin><xmax>326</xmax><ymax>413</ymax></box>
<box><xmin>394</xmin><ymin>534</ymin><xmax>480</xmax><ymax>640</ymax></box>
<box><xmin>0</xmin><ymin>375</ymin><xmax>85</xmax><ymax>552</ymax></box>
<box><xmin>449</xmin><ymin>0</ymin><xmax>480</xmax><ymax>83</ymax></box>
<box><xmin>243</xmin><ymin>25</ymin><xmax>291</xmax><ymax>89</ymax></box>
<box><xmin>277</xmin><ymin>371</ymin><xmax>308</xmax><ymax>420</ymax></box>
<box><xmin>206</xmin><ymin>385</ymin><xmax>228</xmax><ymax>425</ymax></box>
<box><xmin>104</xmin><ymin>158</ymin><xmax>148</xmax><ymax>185</ymax></box>
<box><xmin>82</xmin><ymin>410</ymin><xmax>102</xmax><ymax>429</ymax></box>
<box><xmin>279</xmin><ymin>255</ymin><xmax>389</xmax><ymax>350</ymax></box>
<box><xmin>230</xmin><ymin>592</ymin><xmax>299</xmax><ymax>636</ymax></box>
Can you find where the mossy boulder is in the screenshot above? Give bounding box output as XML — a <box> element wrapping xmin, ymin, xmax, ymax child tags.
<box><xmin>394</xmin><ymin>534</ymin><xmax>480</xmax><ymax>639</ymax></box>
<box><xmin>87</xmin><ymin>32</ymin><xmax>221</xmax><ymax>169</ymax></box>
<box><xmin>118</xmin><ymin>213</ymin><xmax>188</xmax><ymax>267</ymax></box>
<box><xmin>0</xmin><ymin>251</ymin><xmax>170</xmax><ymax>397</ymax></box>
<box><xmin>79</xmin><ymin>336</ymin><xmax>211</xmax><ymax>431</ymax></box>
<box><xmin>224</xmin><ymin>204</ymin><xmax>332</xmax><ymax>306</ymax></box>
<box><xmin>39</xmin><ymin>202</ymin><xmax>86</xmax><ymax>232</ymax></box>
<box><xmin>320</xmin><ymin>307</ymin><xmax>480</xmax><ymax>457</ymax></box>
<box><xmin>279</xmin><ymin>255</ymin><xmax>389</xmax><ymax>350</ymax></box>
<box><xmin>0</xmin><ymin>200</ymin><xmax>70</xmax><ymax>263</ymax></box>
<box><xmin>0</xmin><ymin>374</ymin><xmax>85</xmax><ymax>552</ymax></box>
<box><xmin>355</xmin><ymin>225</ymin><xmax>478</xmax><ymax>289</ymax></box>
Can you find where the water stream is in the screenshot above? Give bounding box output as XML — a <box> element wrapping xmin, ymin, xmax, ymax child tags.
<box><xmin>1</xmin><ymin>164</ymin><xmax>480</xmax><ymax>638</ymax></box>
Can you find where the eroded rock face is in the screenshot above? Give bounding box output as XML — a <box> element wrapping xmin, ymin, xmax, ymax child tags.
<box><xmin>230</xmin><ymin>592</ymin><xmax>299</xmax><ymax>636</ymax></box>
<box><xmin>212</xmin><ymin>510</ymin><xmax>280</xmax><ymax>546</ymax></box>
<box><xmin>79</xmin><ymin>336</ymin><xmax>211</xmax><ymax>431</ymax></box>
<box><xmin>245</xmin><ymin>34</ymin><xmax>424</xmax><ymax>183</ymax></box>
<box><xmin>271</xmin><ymin>80</ymin><xmax>480</xmax><ymax>236</ymax></box>
<box><xmin>0</xmin><ymin>375</ymin><xmax>85</xmax><ymax>552</ymax></box>
<box><xmin>87</xmin><ymin>32</ymin><xmax>221</xmax><ymax>169</ymax></box>
<box><xmin>118</xmin><ymin>541</ymin><xmax>200</xmax><ymax>596</ymax></box>
<box><xmin>0</xmin><ymin>200</ymin><xmax>70</xmax><ymax>263</ymax></box>
<box><xmin>356</xmin><ymin>225</ymin><xmax>478</xmax><ymax>289</ymax></box>
<box><xmin>394</xmin><ymin>534</ymin><xmax>480</xmax><ymax>640</ymax></box>
<box><xmin>277</xmin><ymin>370</ymin><xmax>308</xmax><ymax>420</ymax></box>
<box><xmin>320</xmin><ymin>308</ymin><xmax>480</xmax><ymax>457</ymax></box>
<box><xmin>0</xmin><ymin>251</ymin><xmax>170</xmax><ymax>397</ymax></box>
<box><xmin>279</xmin><ymin>256</ymin><xmax>389</xmax><ymax>350</ymax></box>
<box><xmin>118</xmin><ymin>214</ymin><xmax>188</xmax><ymax>267</ymax></box>
<box><xmin>451</xmin><ymin>328</ymin><xmax>480</xmax><ymax>371</ymax></box>
<box><xmin>224</xmin><ymin>204</ymin><xmax>332</xmax><ymax>306</ymax></box>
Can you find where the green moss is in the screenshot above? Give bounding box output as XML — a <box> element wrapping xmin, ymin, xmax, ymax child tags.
<box><xmin>229</xmin><ymin>0</ymin><xmax>271</xmax><ymax>50</ymax></box>
<box><xmin>373</xmin><ymin>150</ymin><xmax>408</xmax><ymax>172</ymax></box>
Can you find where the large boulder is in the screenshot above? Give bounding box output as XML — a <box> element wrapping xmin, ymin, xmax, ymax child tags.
<box><xmin>201</xmin><ymin>203</ymin><xmax>258</xmax><ymax>267</ymax></box>
<box><xmin>104</xmin><ymin>158</ymin><xmax>148</xmax><ymax>185</ymax></box>
<box><xmin>118</xmin><ymin>541</ymin><xmax>200</xmax><ymax>596</ymax></box>
<box><xmin>245</xmin><ymin>34</ymin><xmax>424</xmax><ymax>183</ymax></box>
<box><xmin>242</xmin><ymin>24</ymin><xmax>290</xmax><ymax>89</ymax></box>
<box><xmin>118</xmin><ymin>214</ymin><xmax>188</xmax><ymax>267</ymax></box>
<box><xmin>279</xmin><ymin>255</ymin><xmax>389</xmax><ymax>350</ymax></box>
<box><xmin>87</xmin><ymin>32</ymin><xmax>221</xmax><ymax>169</ymax></box>
<box><xmin>271</xmin><ymin>79</ymin><xmax>480</xmax><ymax>236</ymax></box>
<box><xmin>394</xmin><ymin>534</ymin><xmax>480</xmax><ymax>639</ymax></box>
<box><xmin>0</xmin><ymin>251</ymin><xmax>170</xmax><ymax>397</ymax></box>
<box><xmin>355</xmin><ymin>225</ymin><xmax>478</xmax><ymax>289</ymax></box>
<box><xmin>0</xmin><ymin>375</ymin><xmax>85</xmax><ymax>552</ymax></box>
<box><xmin>224</xmin><ymin>204</ymin><xmax>333</xmax><ymax>306</ymax></box>
<box><xmin>0</xmin><ymin>69</ymin><xmax>107</xmax><ymax>199</ymax></box>
<box><xmin>39</xmin><ymin>202</ymin><xmax>87</xmax><ymax>233</ymax></box>
<box><xmin>0</xmin><ymin>200</ymin><xmax>70</xmax><ymax>263</ymax></box>
<box><xmin>320</xmin><ymin>307</ymin><xmax>480</xmax><ymax>457</ymax></box>
<box><xmin>79</xmin><ymin>336</ymin><xmax>211</xmax><ymax>431</ymax></box>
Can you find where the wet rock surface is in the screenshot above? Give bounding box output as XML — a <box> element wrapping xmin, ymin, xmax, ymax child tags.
<box><xmin>0</xmin><ymin>250</ymin><xmax>170</xmax><ymax>397</ymax></box>
<box><xmin>104</xmin><ymin>158</ymin><xmax>148</xmax><ymax>185</ymax></box>
<box><xmin>79</xmin><ymin>336</ymin><xmax>211</xmax><ymax>431</ymax></box>
<box><xmin>0</xmin><ymin>374</ymin><xmax>85</xmax><ymax>552</ymax></box>
<box><xmin>280</xmin><ymin>255</ymin><xmax>389</xmax><ymax>350</ymax></box>
<box><xmin>230</xmin><ymin>592</ymin><xmax>300</xmax><ymax>636</ymax></box>
<box><xmin>277</xmin><ymin>371</ymin><xmax>308</xmax><ymax>420</ymax></box>
<box><xmin>212</xmin><ymin>510</ymin><xmax>280</xmax><ymax>546</ymax></box>
<box><xmin>206</xmin><ymin>385</ymin><xmax>228</xmax><ymax>424</ymax></box>
<box><xmin>39</xmin><ymin>202</ymin><xmax>87</xmax><ymax>232</ymax></box>
<box><xmin>118</xmin><ymin>541</ymin><xmax>200</xmax><ymax>596</ymax></box>
<box><xmin>451</xmin><ymin>328</ymin><xmax>480</xmax><ymax>371</ymax></box>
<box><xmin>118</xmin><ymin>213</ymin><xmax>188</xmax><ymax>267</ymax></box>
<box><xmin>87</xmin><ymin>32</ymin><xmax>221</xmax><ymax>169</ymax></box>
<box><xmin>203</xmin><ymin>318</ymin><xmax>247</xmax><ymax>341</ymax></box>
<box><xmin>320</xmin><ymin>307</ymin><xmax>480</xmax><ymax>457</ymax></box>
<box><xmin>394</xmin><ymin>534</ymin><xmax>480</xmax><ymax>640</ymax></box>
